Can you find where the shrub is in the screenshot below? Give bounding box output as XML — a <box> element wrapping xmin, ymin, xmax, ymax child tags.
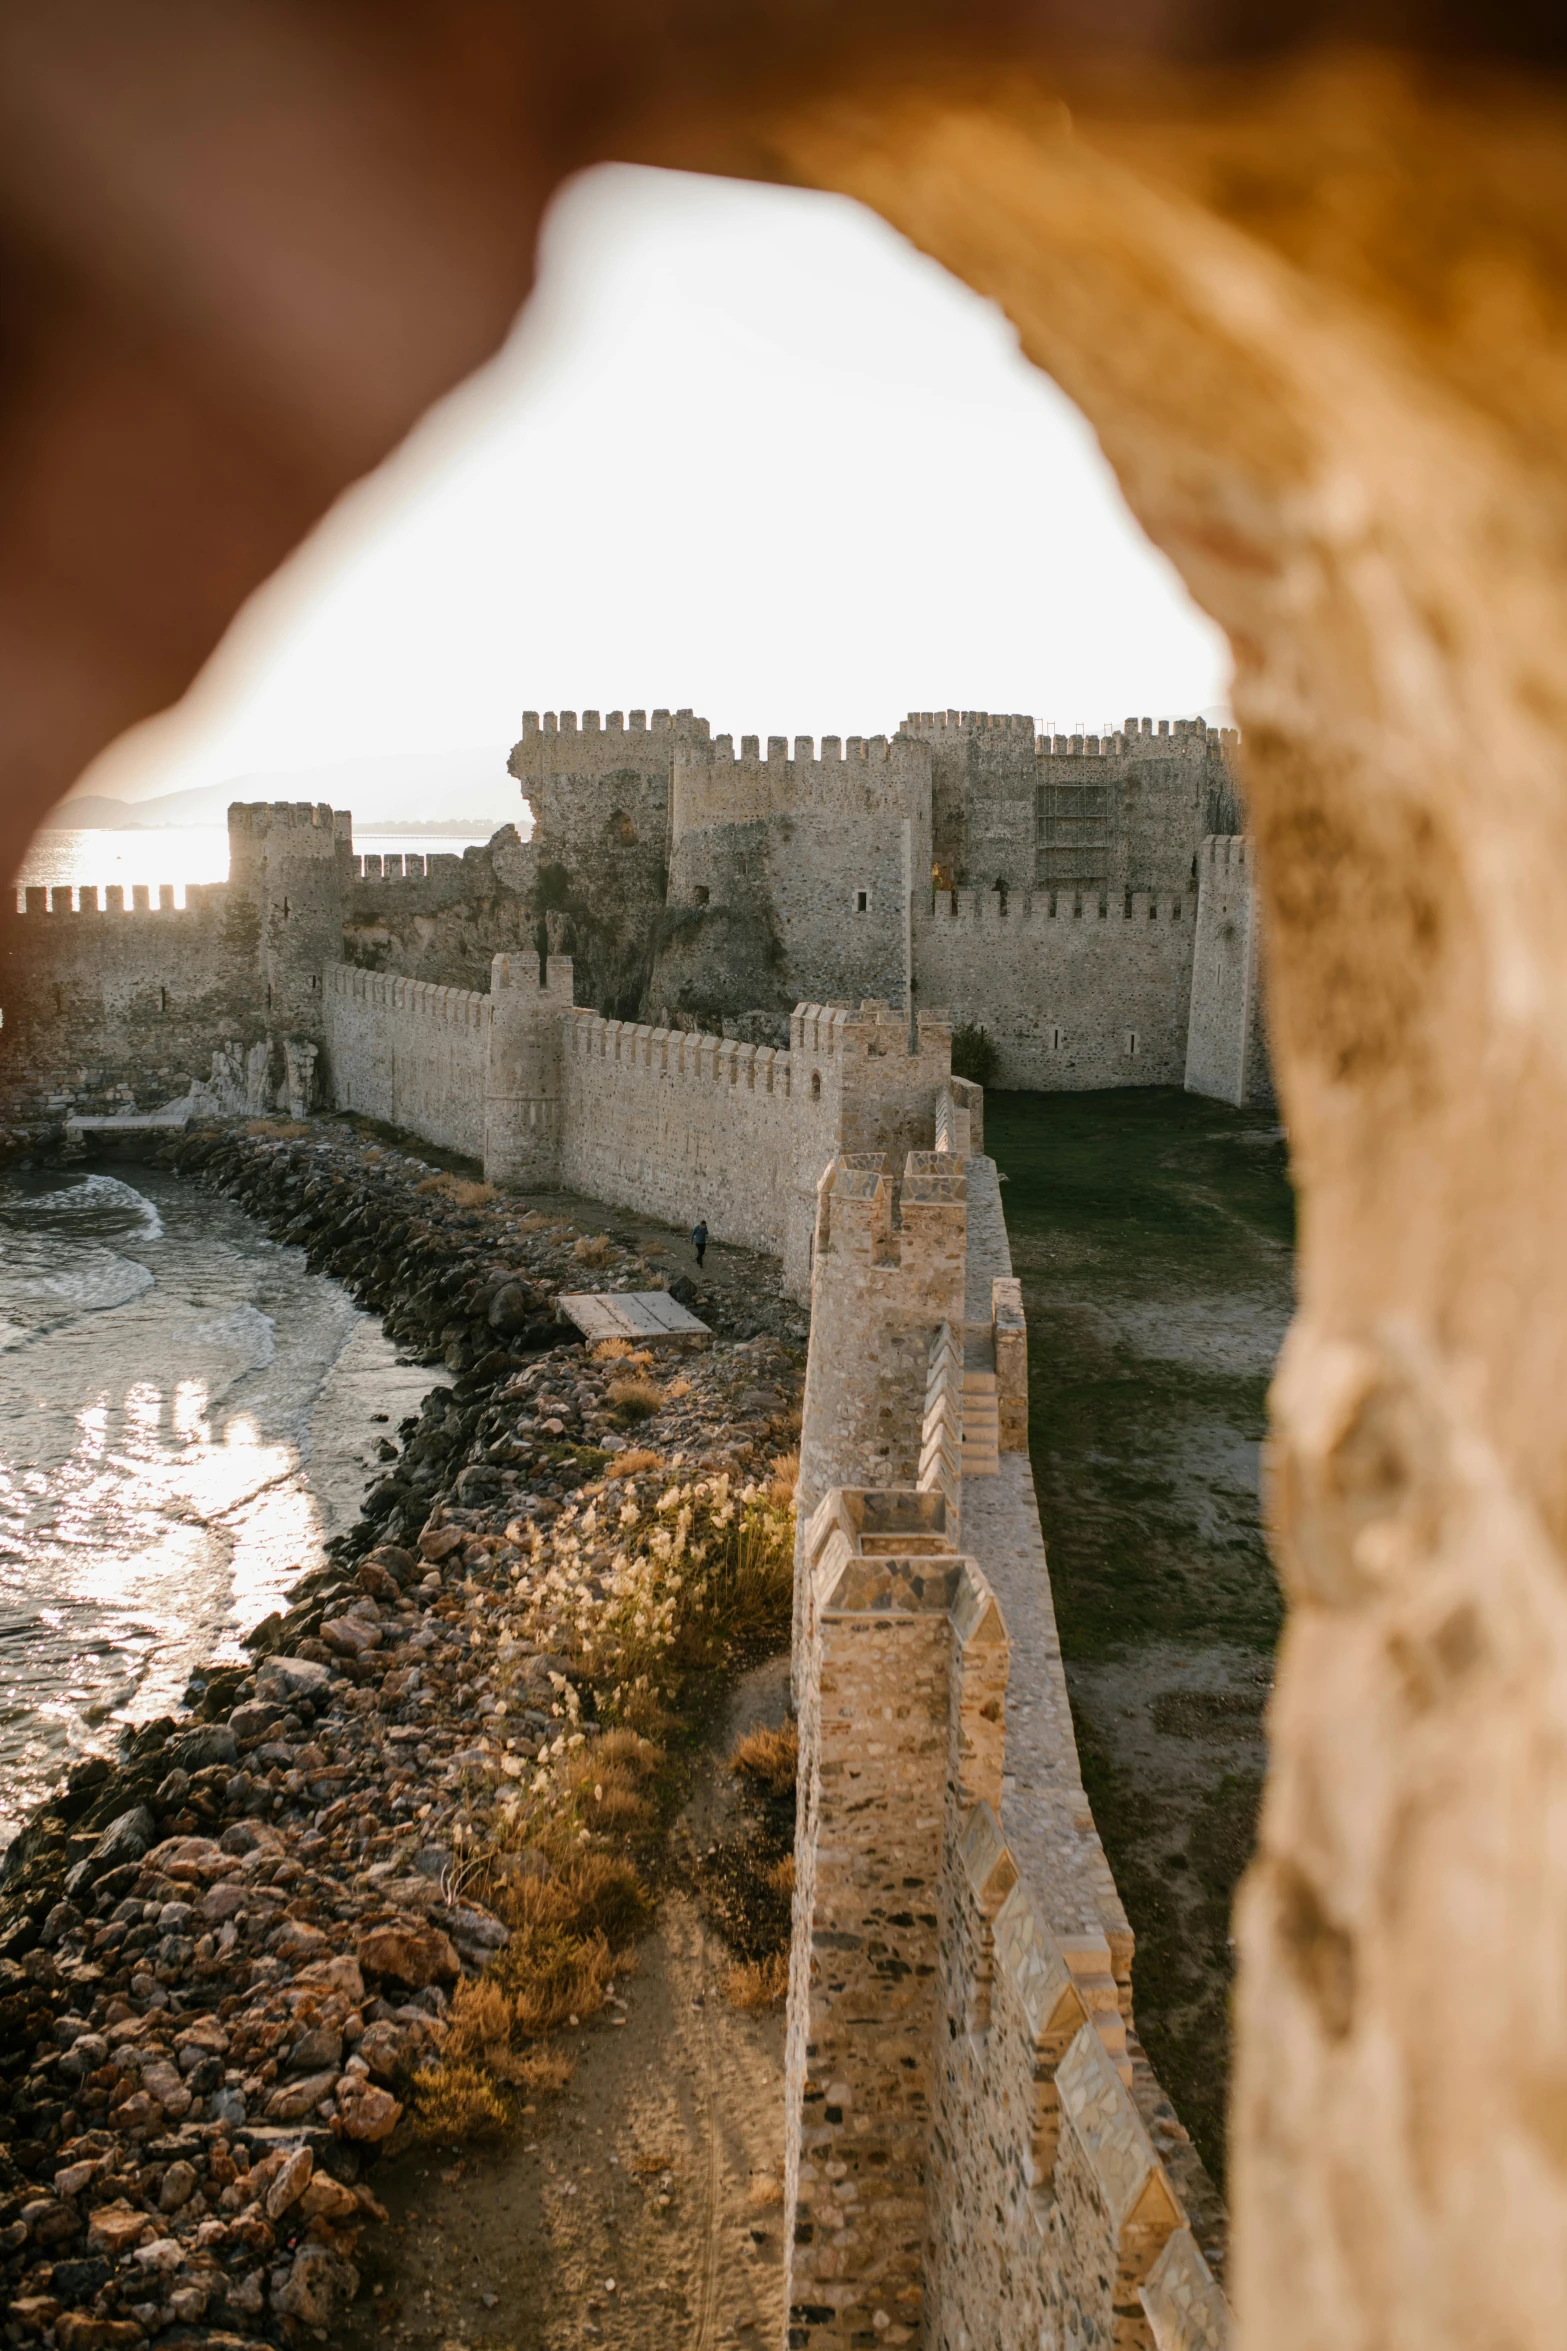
<box><xmin>607</xmin><ymin>1377</ymin><xmax>663</xmax><ymax>1423</ymax></box>
<box><xmin>408</xmin><ymin>2063</ymin><xmax>511</xmax><ymax>2142</ymax></box>
<box><xmin>950</xmin><ymin>1022</ymin><xmax>999</xmax><ymax>1089</ymax></box>
<box><xmin>415</xmin><ymin>1172</ymin><xmax>495</xmax><ymax>1207</ymax></box>
<box><xmin>608</xmin><ymin>1448</ymin><xmax>662</xmax><ymax>1478</ymax></box>
<box><xmin>721</xmin><ymin>1952</ymin><xmax>790</xmax><ymax>2011</ymax></box>
<box><xmin>729</xmin><ymin>1721</ymin><xmax>799</xmax><ymax>1801</ymax></box>
<box><xmin>572</xmin><ymin>1233</ymin><xmax>611</xmax><ymax>1267</ymax></box>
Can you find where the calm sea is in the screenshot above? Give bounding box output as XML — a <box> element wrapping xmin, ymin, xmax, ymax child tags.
<box><xmin>16</xmin><ymin>828</ymin><xmax>496</xmax><ymax>904</ymax></box>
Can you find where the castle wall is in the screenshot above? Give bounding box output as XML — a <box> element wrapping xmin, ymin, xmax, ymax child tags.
<box><xmin>902</xmin><ymin>711</ymin><xmax>1244</xmax><ymax>900</ymax></box>
<box><xmin>784</xmin><ymin>1139</ymin><xmax>1231</xmax><ymax>2351</ymax></box>
<box><xmin>508</xmin><ymin>708</ymin><xmax>707</xmax><ymax>1016</ymax></box>
<box><xmin>0</xmin><ymin>886</ymin><xmax>259</xmax><ymax>1121</ymax></box>
<box><xmin>1184</xmin><ymin>837</ymin><xmax>1273</xmax><ymax>1107</ymax></box>
<box><xmin>557</xmin><ymin>1010</ymin><xmax>835</xmax><ymax>1287</ymax></box>
<box><xmin>656</xmin><ymin>732</ymin><xmax>931</xmax><ymax>1017</ymax></box>
<box><xmin>914</xmin><ymin>887</ymin><xmax>1197</xmax><ymax>1089</ymax></box>
<box><xmin>324</xmin><ymin>962</ymin><xmax>491</xmax><ymax>1161</ymax></box>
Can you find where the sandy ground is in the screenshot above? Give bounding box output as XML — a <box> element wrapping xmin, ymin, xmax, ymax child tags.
<box><xmin>338</xmin><ymin>1657</ymin><xmax>794</xmax><ymax>2351</ymax></box>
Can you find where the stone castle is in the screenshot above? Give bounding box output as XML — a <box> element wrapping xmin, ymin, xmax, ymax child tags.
<box><xmin>0</xmin><ymin>706</ymin><xmax>1259</xmax><ymax>2345</ymax></box>
<box><xmin>0</xmin><ymin>703</ymin><xmax>1268</xmax><ymax>1133</ymax></box>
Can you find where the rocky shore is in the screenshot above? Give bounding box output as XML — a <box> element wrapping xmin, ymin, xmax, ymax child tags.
<box><xmin>0</xmin><ymin>1119</ymin><xmax>805</xmax><ymax>2349</ymax></box>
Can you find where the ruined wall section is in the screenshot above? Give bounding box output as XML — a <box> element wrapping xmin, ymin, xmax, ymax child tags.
<box><xmin>914</xmin><ymin>888</ymin><xmax>1197</xmax><ymax>1089</ymax></box>
<box><xmin>654</xmin><ymin>731</ymin><xmax>931</xmax><ymax>1019</ymax></box>
<box><xmin>0</xmin><ymin>800</ymin><xmax>347</xmax><ymax>1124</ymax></box>
<box><xmin>340</xmin><ymin>827</ymin><xmax>538</xmax><ymax>994</ymax></box>
<box><xmin>0</xmin><ymin>885</ymin><xmax>257</xmax><ymax>1121</ymax></box>
<box><xmin>1184</xmin><ymin>837</ymin><xmax>1274</xmax><ymax>1108</ymax></box>
<box><xmin>508</xmin><ymin>707</ymin><xmax>708</xmax><ymax>1018</ymax></box>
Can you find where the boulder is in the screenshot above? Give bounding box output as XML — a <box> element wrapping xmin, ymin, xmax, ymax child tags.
<box><xmin>418</xmin><ymin>1527</ymin><xmax>464</xmax><ymax>1563</ymax></box>
<box><xmin>272</xmin><ymin>1917</ymin><xmax>330</xmax><ymax>1962</ymax></box>
<box><xmin>164</xmin><ymin>1723</ymin><xmax>239</xmax><ymax>1774</ymax></box>
<box><xmin>300</xmin><ymin>2171</ymin><xmax>360</xmax><ymax>2222</ymax></box>
<box><xmin>228</xmin><ymin>1699</ymin><xmax>285</xmax><ymax>1744</ymax></box>
<box><xmin>86</xmin><ymin>2200</ymin><xmax>151</xmax><ymax>2257</ymax></box>
<box><xmin>336</xmin><ymin>2076</ymin><xmax>403</xmax><ymax>2142</ymax></box>
<box><xmin>141</xmin><ymin>2058</ymin><xmax>191</xmax><ymax>2117</ymax></box>
<box><xmin>356</xmin><ymin>1919</ymin><xmax>460</xmax><ymax>1988</ymax></box>
<box><xmin>55</xmin><ymin>2319</ymin><xmax>146</xmax><ymax>2351</ymax></box>
<box><xmin>263</xmin><ymin>2145</ymin><xmax>314</xmax><ymax>2218</ymax></box>
<box><xmin>366</xmin><ymin>1544</ymin><xmax>418</xmax><ymax>1583</ymax></box>
<box><xmin>265</xmin><ymin>2066</ymin><xmax>340</xmax><ymax>2122</ymax></box>
<box><xmin>287</xmin><ymin>2022</ymin><xmax>344</xmax><ymax>2074</ymax></box>
<box><xmin>85</xmin><ymin>1805</ymin><xmax>156</xmax><ymax>1878</ymax></box>
<box><xmin>274</xmin><ymin>2243</ymin><xmax>360</xmax><ymax>2331</ymax></box>
<box><xmin>294</xmin><ymin>1953</ymin><xmax>365</xmax><ymax>2002</ymax></box>
<box><xmin>254</xmin><ymin>1655</ymin><xmax>331</xmax><ymax>1703</ymax></box>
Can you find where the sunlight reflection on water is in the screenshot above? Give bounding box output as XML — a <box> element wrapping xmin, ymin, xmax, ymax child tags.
<box><xmin>0</xmin><ymin>1165</ymin><xmax>437</xmax><ymax>1842</ymax></box>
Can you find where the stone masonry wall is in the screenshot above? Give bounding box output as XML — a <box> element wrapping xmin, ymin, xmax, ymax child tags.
<box><xmin>0</xmin><ymin>886</ymin><xmax>256</xmax><ymax>1120</ymax></box>
<box><xmin>324</xmin><ymin>961</ymin><xmax>491</xmax><ymax>1161</ymax></box>
<box><xmin>1183</xmin><ymin>837</ymin><xmax>1273</xmax><ymax>1108</ymax></box>
<box><xmin>784</xmin><ymin>1127</ymin><xmax>1231</xmax><ymax>2351</ymax></box>
<box><xmin>914</xmin><ymin>887</ymin><xmax>1198</xmax><ymax>1090</ymax></box>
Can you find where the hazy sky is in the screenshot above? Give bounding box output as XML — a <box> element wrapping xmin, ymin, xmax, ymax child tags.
<box><xmin>82</xmin><ymin>164</ymin><xmax>1230</xmax><ymax>814</ymax></box>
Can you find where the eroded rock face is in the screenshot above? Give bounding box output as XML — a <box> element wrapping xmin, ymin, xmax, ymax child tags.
<box><xmin>768</xmin><ymin>59</ymin><xmax>1567</xmax><ymax>2351</ymax></box>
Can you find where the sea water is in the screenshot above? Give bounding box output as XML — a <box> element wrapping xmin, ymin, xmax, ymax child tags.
<box><xmin>0</xmin><ymin>1164</ymin><xmax>438</xmax><ymax>1844</ymax></box>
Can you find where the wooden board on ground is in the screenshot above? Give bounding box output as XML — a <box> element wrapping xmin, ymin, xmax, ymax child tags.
<box><xmin>557</xmin><ymin>1290</ymin><xmax>711</xmax><ymax>1345</ymax></box>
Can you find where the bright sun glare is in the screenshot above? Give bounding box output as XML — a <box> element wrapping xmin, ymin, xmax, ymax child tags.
<box><xmin>78</xmin><ymin>165</ymin><xmax>1231</xmax><ymax>821</ymax></box>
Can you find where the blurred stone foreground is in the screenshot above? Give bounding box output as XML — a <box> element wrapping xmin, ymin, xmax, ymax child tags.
<box><xmin>4</xmin><ymin>9</ymin><xmax>1567</xmax><ymax>2348</ymax></box>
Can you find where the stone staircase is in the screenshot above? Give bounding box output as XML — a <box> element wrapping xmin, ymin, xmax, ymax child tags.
<box><xmin>961</xmin><ymin>1331</ymin><xmax>1000</xmax><ymax>1477</ymax></box>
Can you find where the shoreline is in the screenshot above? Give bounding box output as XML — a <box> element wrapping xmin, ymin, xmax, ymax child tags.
<box><xmin>0</xmin><ymin>1115</ymin><xmax>806</xmax><ymax>2349</ymax></box>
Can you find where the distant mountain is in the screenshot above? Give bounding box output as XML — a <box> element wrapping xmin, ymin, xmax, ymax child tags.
<box><xmin>55</xmin><ymin>746</ymin><xmax>525</xmax><ymax>833</ymax></box>
<box><xmin>42</xmin><ymin>795</ymin><xmax>142</xmax><ymax>829</ymax></box>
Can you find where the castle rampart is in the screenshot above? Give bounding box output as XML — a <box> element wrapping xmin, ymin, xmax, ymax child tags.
<box><xmin>784</xmin><ymin>1115</ymin><xmax>1230</xmax><ymax>2350</ymax></box>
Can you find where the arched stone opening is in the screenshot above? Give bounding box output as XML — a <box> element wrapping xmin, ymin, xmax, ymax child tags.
<box><xmin>2</xmin><ymin>23</ymin><xmax>1566</xmax><ymax>2347</ymax></box>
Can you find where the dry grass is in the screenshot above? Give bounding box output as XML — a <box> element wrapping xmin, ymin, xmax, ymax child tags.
<box><xmin>747</xmin><ymin>2172</ymin><xmax>786</xmax><ymax>2210</ymax></box>
<box><xmin>729</xmin><ymin>1721</ymin><xmax>799</xmax><ymax>1801</ymax></box>
<box><xmin>244</xmin><ymin>1117</ymin><xmax>311</xmax><ymax>1139</ymax></box>
<box><xmin>608</xmin><ymin>1448</ymin><xmax>662</xmax><ymax>1479</ymax></box>
<box><xmin>721</xmin><ymin>1952</ymin><xmax>789</xmax><ymax>2011</ymax></box>
<box><xmin>416</xmin><ymin>1173</ymin><xmax>495</xmax><ymax>1207</ymax></box>
<box><xmin>517</xmin><ymin>1211</ymin><xmax>550</xmax><ymax>1230</ymax></box>
<box><xmin>408</xmin><ymin>2063</ymin><xmax>512</xmax><ymax>2142</ymax></box>
<box><xmin>766</xmin><ymin>1855</ymin><xmax>796</xmax><ymax>1900</ymax></box>
<box><xmin>572</xmin><ymin>1233</ymin><xmax>612</xmax><ymax>1267</ymax></box>
<box><xmin>768</xmin><ymin>1451</ymin><xmax>799</xmax><ymax>1506</ymax></box>
<box><xmin>607</xmin><ymin>1377</ymin><xmax>663</xmax><ymax>1423</ymax></box>
<box><xmin>628</xmin><ymin>2148</ymin><xmax>674</xmax><ymax>2179</ymax></box>
<box><xmin>592</xmin><ymin>1337</ymin><xmax>635</xmax><ymax>1362</ymax></box>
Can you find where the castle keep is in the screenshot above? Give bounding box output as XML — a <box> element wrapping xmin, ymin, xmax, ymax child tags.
<box><xmin>0</xmin><ymin>702</ymin><xmax>1268</xmax><ymax>1135</ymax></box>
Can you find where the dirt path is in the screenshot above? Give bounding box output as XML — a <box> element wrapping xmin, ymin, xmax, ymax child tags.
<box><xmin>339</xmin><ymin>1657</ymin><xmax>793</xmax><ymax>2351</ymax></box>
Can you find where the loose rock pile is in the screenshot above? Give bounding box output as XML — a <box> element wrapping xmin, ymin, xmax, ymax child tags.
<box><xmin>0</xmin><ymin>1119</ymin><xmax>804</xmax><ymax>2347</ymax></box>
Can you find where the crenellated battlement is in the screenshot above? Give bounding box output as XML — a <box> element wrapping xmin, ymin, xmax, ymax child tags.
<box><xmin>227</xmin><ymin>799</ymin><xmax>343</xmax><ymax>840</ymax></box>
<box><xmin>670</xmin><ymin>730</ymin><xmax>928</xmax><ymax>833</ymax></box>
<box><xmin>327</xmin><ymin>962</ymin><xmax>490</xmax><ymax>1031</ymax></box>
<box><xmin>518</xmin><ymin>706</ymin><xmax>710</xmax><ymax>741</ymax></box>
<box><xmin>7</xmin><ymin>882</ymin><xmax>231</xmax><ymax>917</ymax></box>
<box><xmin>566</xmin><ymin>1005</ymin><xmax>802</xmax><ymax>1097</ymax></box>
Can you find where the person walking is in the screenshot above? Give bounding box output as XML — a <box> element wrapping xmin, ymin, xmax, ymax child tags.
<box><xmin>691</xmin><ymin>1218</ymin><xmax>708</xmax><ymax>1269</ymax></box>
